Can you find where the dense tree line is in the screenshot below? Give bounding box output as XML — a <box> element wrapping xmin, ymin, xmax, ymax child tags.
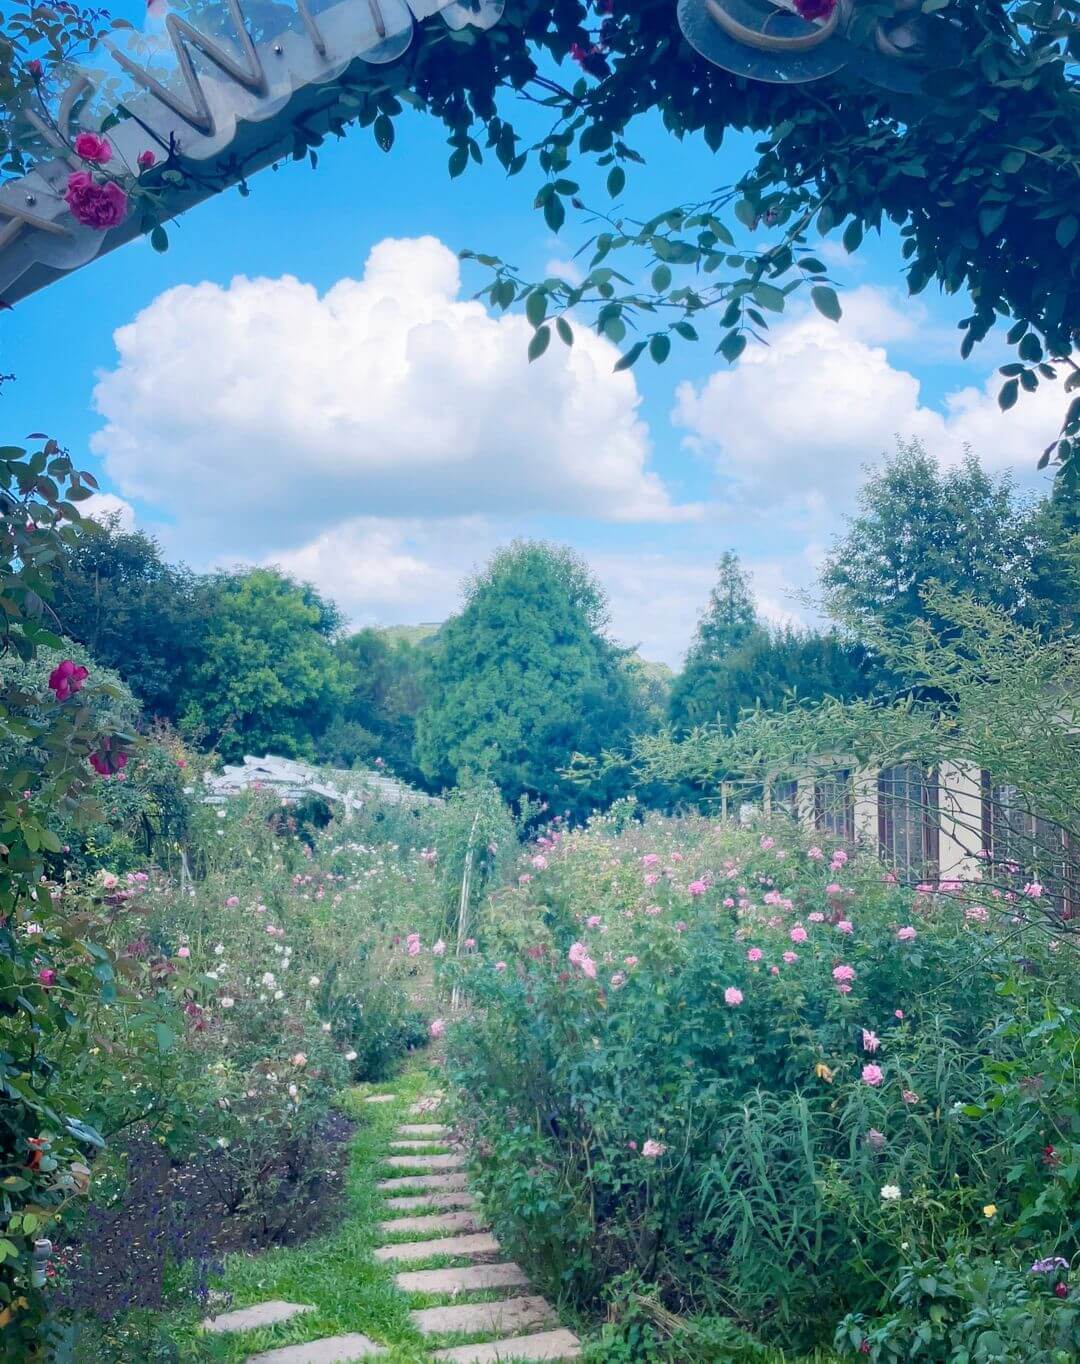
<box><xmin>51</xmin><ymin>444</ymin><xmax>1076</xmax><ymax>812</ymax></box>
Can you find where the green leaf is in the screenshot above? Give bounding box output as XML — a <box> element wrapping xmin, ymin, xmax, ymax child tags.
<box><xmin>753</xmin><ymin>282</ymin><xmax>785</xmax><ymax>312</ymax></box>
<box><xmin>525</xmin><ymin>290</ymin><xmax>548</xmax><ymax>328</ymax></box>
<box><xmin>842</xmin><ymin>219</ymin><xmax>863</xmax><ymax>253</ymax></box>
<box><xmin>979</xmin><ymin>204</ymin><xmax>1007</xmax><ymax>236</ymax></box>
<box><xmin>373</xmin><ymin>114</ymin><xmax>394</xmax><ymax>152</ymax></box>
<box><xmin>149</xmin><ymin>224</ymin><xmax>169</xmax><ymax>253</ymax></box>
<box><xmin>810</xmin><ymin>285</ymin><xmax>842</xmax><ymax>321</ymax></box>
<box><xmin>651</xmin><ymin>264</ymin><xmax>672</xmax><ymax>292</ymax></box>
<box><xmin>719</xmin><ymin>330</ymin><xmax>747</xmax><ymax>363</ymax></box>
<box><xmin>448</xmin><ymin>146</ymin><xmax>468</xmax><ymax>178</ymax></box>
<box><xmin>1056</xmin><ymin>215</ymin><xmax>1078</xmax><ymax>248</ymax></box>
<box><xmin>154</xmin><ymin>1023</ymin><xmax>175</xmax><ymax>1054</ymax></box>
<box><xmin>556</xmin><ymin>317</ymin><xmax>573</xmax><ymax>347</ymax></box>
<box><xmin>606</xmin><ymin>166</ymin><xmax>625</xmax><ymax>198</ymax></box>
<box><xmin>734</xmin><ymin>200</ymin><xmax>756</xmax><ymax>229</ymax></box>
<box><xmin>649</xmin><ymin>333</ymin><xmax>671</xmax><ymax>364</ymax></box>
<box><xmin>613</xmin><ymin>341</ymin><xmax>647</xmax><ymax>372</ymax></box>
<box><xmin>543</xmin><ymin>195</ymin><xmax>566</xmax><ymax>233</ymax></box>
<box><xmin>527</xmin><ymin>325</ymin><xmax>551</xmax><ymax>362</ymax></box>
<box><xmin>998</xmin><ymin>378</ymin><xmax>1019</xmax><ymax>410</ymax></box>
<box><xmin>1017</xmin><ymin>332</ymin><xmax>1043</xmax><ymax>363</ymax></box>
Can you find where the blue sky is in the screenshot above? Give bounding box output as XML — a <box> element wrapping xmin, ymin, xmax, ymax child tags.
<box><xmin>1</xmin><ymin>4</ymin><xmax>1062</xmax><ymax>665</ymax></box>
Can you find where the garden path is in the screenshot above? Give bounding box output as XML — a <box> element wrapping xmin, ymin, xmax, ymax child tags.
<box><xmin>201</xmin><ymin>1091</ymin><xmax>580</xmax><ymax>1363</ymax></box>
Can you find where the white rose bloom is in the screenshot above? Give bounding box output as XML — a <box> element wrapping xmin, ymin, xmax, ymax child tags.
<box><xmin>880</xmin><ymin>1185</ymin><xmax>902</xmax><ymax>1202</ymax></box>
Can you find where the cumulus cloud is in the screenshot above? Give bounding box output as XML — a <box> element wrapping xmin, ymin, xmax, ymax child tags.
<box><xmin>91</xmin><ymin>236</ymin><xmax>697</xmax><ymax>556</ymax></box>
<box><xmin>673</xmin><ymin>287</ymin><xmax>1064</xmax><ymax>517</ymax></box>
<box><xmin>80</xmin><ymin>491</ymin><xmax>136</xmax><ymax>531</ymax></box>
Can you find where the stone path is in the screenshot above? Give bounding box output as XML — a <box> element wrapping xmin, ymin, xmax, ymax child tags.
<box><xmin>203</xmin><ymin>1093</ymin><xmax>580</xmax><ymax>1364</ymax></box>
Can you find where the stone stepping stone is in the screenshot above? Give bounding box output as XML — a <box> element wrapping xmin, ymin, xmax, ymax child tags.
<box><xmin>378</xmin><ymin>1210</ymin><xmax>482</xmax><ymax>1237</ymax></box>
<box><xmin>364</xmin><ymin>1094</ymin><xmax>396</xmax><ymax>1104</ymax></box>
<box><xmin>395</xmin><ymin>1263</ymin><xmax>529</xmax><ymax>1295</ymax></box>
<box><xmin>373</xmin><ymin>1232</ymin><xmax>499</xmax><ymax>1263</ymax></box>
<box><xmin>410</xmin><ymin>1093</ymin><xmax>444</xmax><ymax>1115</ymax></box>
<box><xmin>246</xmin><ymin>1334</ymin><xmax>385</xmax><ymax>1363</ymax></box>
<box><xmin>383</xmin><ymin>1191</ymin><xmax>476</xmax><ymax>1212</ymax></box>
<box><xmin>385</xmin><ymin>1153</ymin><xmax>464</xmax><ymax>1170</ymax></box>
<box><xmin>431</xmin><ymin>1329</ymin><xmax>581</xmax><ymax>1362</ymax></box>
<box><xmin>390</xmin><ymin>1139</ymin><xmax>452</xmax><ymax>1150</ymax></box>
<box><xmin>397</xmin><ymin>1123</ymin><xmax>450</xmax><ymax>1137</ymax></box>
<box><xmin>203</xmin><ymin>1301</ymin><xmax>314</xmax><ymax>1334</ymax></box>
<box><xmin>411</xmin><ymin>1295</ymin><xmax>557</xmax><ymax>1337</ymax></box>
<box><xmin>377</xmin><ymin>1172</ymin><xmax>468</xmax><ymax>1192</ymax></box>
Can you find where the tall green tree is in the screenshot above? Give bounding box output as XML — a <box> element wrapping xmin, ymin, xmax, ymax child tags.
<box><xmin>48</xmin><ymin>512</ymin><xmax>200</xmax><ymax>720</ymax></box>
<box><xmin>670</xmin><ymin>554</ymin><xmax>875</xmax><ymax>732</ymax></box>
<box><xmin>178</xmin><ymin>568</ymin><xmax>347</xmax><ymax>762</ymax></box>
<box><xmin>414</xmin><ymin>541</ymin><xmax>646</xmax><ymax>813</ymax></box>
<box><xmin>316</xmin><ymin>628</ymin><xmax>429</xmax><ymax>785</ymax></box>
<box><xmin>820</xmin><ymin>443</ymin><xmax>1042</xmax><ymax>641</ymax></box>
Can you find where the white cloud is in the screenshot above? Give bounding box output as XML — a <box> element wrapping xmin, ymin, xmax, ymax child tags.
<box><xmin>543</xmin><ymin>257</ymin><xmax>585</xmax><ymax>286</ymax></box>
<box><xmin>80</xmin><ymin>492</ymin><xmax>136</xmax><ymax>531</ymax></box>
<box><xmin>673</xmin><ymin>287</ymin><xmax>1064</xmax><ymax>519</ymax></box>
<box><xmin>91</xmin><ymin>236</ymin><xmax>697</xmax><ymax>557</ymax></box>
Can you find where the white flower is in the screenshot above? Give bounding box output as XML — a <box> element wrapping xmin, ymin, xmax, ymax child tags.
<box><xmin>274</xmin><ymin>989</ymin><xmax>284</xmax><ymax>1000</ymax></box>
<box><xmin>344</xmin><ymin>1050</ymin><xmax>357</xmax><ymax>1062</ymax></box>
<box><xmin>206</xmin><ymin>970</ymin><xmax>219</xmax><ymax>981</ymax></box>
<box><xmin>309</xmin><ymin>975</ymin><xmax>320</xmax><ymax>987</ymax></box>
<box><xmin>261</xmin><ymin>972</ymin><xmax>276</xmax><ymax>987</ymax></box>
<box><xmin>880</xmin><ymin>1184</ymin><xmax>902</xmax><ymax>1202</ymax></box>
<box><xmin>288</xmin><ymin>1083</ymin><xmax>298</xmax><ymax>1098</ymax></box>
<box><xmin>214</xmin><ymin>943</ymin><xmax>224</xmax><ymax>955</ymax></box>
<box><xmin>321</xmin><ymin>1022</ymin><xmax>331</xmax><ymax>1033</ymax></box>
<box><xmin>220</xmin><ymin>996</ymin><xmax>234</xmax><ymax>1009</ymax></box>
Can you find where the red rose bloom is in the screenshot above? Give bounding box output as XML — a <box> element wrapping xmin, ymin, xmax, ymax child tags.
<box><xmin>65</xmin><ymin>171</ymin><xmax>127</xmax><ymax>230</ymax></box>
<box><xmin>793</xmin><ymin>0</ymin><xmax>836</xmax><ymax>19</ymax></box>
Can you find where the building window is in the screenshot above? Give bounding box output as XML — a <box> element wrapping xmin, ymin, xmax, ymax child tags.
<box><xmin>815</xmin><ymin>770</ymin><xmax>854</xmax><ymax>841</ymax></box>
<box><xmin>772</xmin><ymin>779</ymin><xmax>799</xmax><ymax>818</ymax></box>
<box><xmin>877</xmin><ymin>763</ymin><xmax>939</xmax><ymax>880</ymax></box>
<box><xmin>984</xmin><ymin>780</ymin><xmax>1078</xmax><ymax>917</ymax></box>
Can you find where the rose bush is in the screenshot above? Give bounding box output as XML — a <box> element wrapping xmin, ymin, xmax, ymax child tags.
<box><xmin>445</xmin><ymin>814</ymin><xmax>1079</xmax><ymax>1355</ymax></box>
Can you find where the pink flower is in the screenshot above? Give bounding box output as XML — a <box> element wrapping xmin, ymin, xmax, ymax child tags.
<box><xmin>644</xmin><ymin>904</ymin><xmax>661</xmax><ymax>916</ymax></box>
<box><xmin>177</xmin><ymin>946</ymin><xmax>190</xmax><ymax>959</ymax></box>
<box><xmin>896</xmin><ymin>926</ymin><xmax>917</xmax><ymax>941</ymax></box>
<box><xmin>807</xmin><ymin>847</ymin><xmax>824</xmax><ymax>861</ymax></box>
<box><xmin>760</xmin><ymin>835</ymin><xmax>775</xmax><ymax>851</ymax></box>
<box><xmin>568</xmin><ymin>942</ymin><xmax>587</xmax><ymax>966</ymax></box>
<box><xmin>38</xmin><ymin>968</ymin><xmax>56</xmax><ymax>988</ymax></box>
<box><xmin>225</xmin><ymin>895</ymin><xmax>239</xmax><ymax>907</ymax></box>
<box><xmin>688</xmin><ymin>879</ymin><xmax>708</xmax><ymax>897</ymax></box>
<box><xmin>902</xmin><ymin>1089</ymin><xmax>919</xmax><ymax>1104</ymax></box>
<box><xmin>862</xmin><ymin>1064</ymin><xmax>884</xmax><ymax>1086</ymax></box>
<box><xmin>866</xmin><ymin>1127</ymin><xmax>886</xmax><ymax>1150</ymax></box>
<box><xmin>861</xmin><ymin>1028</ymin><xmax>880</xmax><ymax>1053</ymax></box>
<box><xmin>137</xmin><ymin>149</ymin><xmax>156</xmax><ymax>170</ymax></box>
<box><xmin>73</xmin><ymin>132</ymin><xmax>112</xmax><ymax>163</ymax></box>
<box><xmin>782</xmin><ymin>950</ymin><xmax>798</xmax><ymax>964</ymax></box>
<box><xmin>807</xmin><ymin>911</ymin><xmax>825</xmax><ymax>923</ymax></box>
<box><xmin>432</xmin><ymin>939</ymin><xmax>446</xmax><ymax>956</ymax></box>
<box><xmin>48</xmin><ymin>659</ymin><xmax>89</xmax><ymax>700</ymax></box>
<box><xmin>1023</xmin><ymin>882</ymin><xmax>1043</xmax><ymax>898</ymax></box>
<box><xmin>531</xmin><ymin>854</ymin><xmax>548</xmax><ymax>870</ymax></box>
<box><xmin>724</xmin><ymin>986</ymin><xmax>743</xmax><ymax>1006</ymax></box>
<box><xmin>832</xmin><ymin>964</ymin><xmax>855</xmax><ymax>983</ymax></box>
<box><xmin>586</xmin><ymin>915</ymin><xmax>602</xmax><ymax>928</ymax></box>
<box><xmin>641</xmin><ymin>1139</ymin><xmax>667</xmax><ymax>1159</ymax></box>
<box><xmin>627</xmin><ymin>1139</ymin><xmax>637</xmax><ymax>1150</ymax></box>
<box><xmin>770</xmin><ymin>964</ymin><xmax>780</xmax><ymax>975</ymax></box>
<box><xmin>65</xmin><ymin>171</ymin><xmax>127</xmax><ymax>228</ymax></box>
<box><xmin>580</xmin><ymin>956</ymin><xmax>597</xmax><ymax>979</ymax></box>
<box><xmin>826</xmin><ymin>882</ymin><xmax>842</xmax><ymax>895</ymax></box>
<box><xmin>465</xmin><ymin>937</ymin><xmax>476</xmax><ymax>949</ymax></box>
<box><xmin>494</xmin><ymin>961</ymin><xmax>506</xmax><ymax>972</ymax></box>
<box><xmin>518</xmin><ymin>874</ymin><xmax>532</xmax><ymax>885</ymax></box>
<box><xmin>642</xmin><ymin>854</ymin><xmax>660</xmax><ymax>868</ymax></box>
<box><xmin>790</xmin><ymin>924</ymin><xmax>808</xmax><ymax>943</ymax></box>
<box><xmin>643</xmin><ymin>873</ymin><xmax>659</xmax><ymax>887</ymax></box>
<box><xmin>837</xmin><ymin>982</ymin><xmax>852</xmax><ymax>994</ymax></box>
<box><xmin>671</xmin><ymin>851</ymin><xmax>684</xmax><ymax>862</ymax></box>
<box><xmin>624</xmin><ymin>955</ymin><xmax>638</xmax><ymax>967</ymax></box>
<box><xmin>894</xmin><ymin>1009</ymin><xmax>904</xmax><ymax>1019</ymax></box>
<box><xmin>429</xmin><ymin>1018</ymin><xmax>445</xmax><ymax>1038</ymax></box>
<box><xmin>610</xmin><ymin>971</ymin><xmax>626</xmax><ymax>989</ymax></box>
<box><xmin>965</xmin><ymin>906</ymin><xmax>990</xmax><ymax>923</ymax></box>
<box><xmin>831</xmin><ymin>849</ymin><xmax>848</xmax><ymax>865</ymax></box>
<box><xmin>27</xmin><ymin>58</ymin><xmax>43</xmax><ymax>80</ymax></box>
<box><xmin>408</xmin><ymin>939</ymin><xmax>421</xmax><ymax>957</ymax></box>
<box><xmin>723</xmin><ymin>896</ymin><xmax>735</xmax><ymax>908</ymax></box>
<box><xmin>836</xmin><ymin>920</ymin><xmax>853</xmax><ymax>935</ymax></box>
<box><xmin>746</xmin><ymin>947</ymin><xmax>763</xmax><ymax>962</ymax></box>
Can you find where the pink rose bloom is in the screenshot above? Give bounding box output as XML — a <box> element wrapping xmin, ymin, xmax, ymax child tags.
<box><xmin>862</xmin><ymin>1029</ymin><xmax>880</xmax><ymax>1052</ymax></box>
<box><xmin>826</xmin><ymin>882</ymin><xmax>842</xmax><ymax>895</ymax></box>
<box><xmin>807</xmin><ymin>847</ymin><xmax>824</xmax><ymax>860</ymax></box>
<box><xmin>38</xmin><ymin>968</ymin><xmax>56</xmax><ymax>987</ymax></box>
<box><xmin>790</xmin><ymin>924</ymin><xmax>808</xmax><ymax>943</ymax></box>
<box><xmin>65</xmin><ymin>171</ymin><xmax>127</xmax><ymax>228</ymax></box>
<box><xmin>568</xmin><ymin>942</ymin><xmax>587</xmax><ymax>966</ymax></box>
<box><xmin>429</xmin><ymin>1018</ymin><xmax>445</xmax><ymax>1038</ymax></box>
<box><xmin>465</xmin><ymin>937</ymin><xmax>476</xmax><ymax>949</ymax></box>
<box><xmin>644</xmin><ymin>904</ymin><xmax>661</xmax><ymax>916</ymax></box>
<box><xmin>74</xmin><ymin>131</ymin><xmax>112</xmax><ymax>163</ymax></box>
<box><xmin>494</xmin><ymin>961</ymin><xmax>507</xmax><ymax>972</ymax></box>
<box><xmin>896</xmin><ymin>926</ymin><xmax>917</xmax><ymax>941</ymax></box>
<box><xmin>518</xmin><ymin>874</ymin><xmax>532</xmax><ymax>885</ymax></box>
<box><xmin>724</xmin><ymin>986</ymin><xmax>743</xmax><ymax>1006</ymax></box>
<box><xmin>137</xmin><ymin>149</ymin><xmax>156</xmax><ymax>170</ymax></box>
<box><xmin>225</xmin><ymin>895</ymin><xmax>239</xmax><ymax>907</ymax></box>
<box><xmin>408</xmin><ymin>939</ymin><xmax>421</xmax><ymax>957</ymax></box>
<box><xmin>610</xmin><ymin>971</ymin><xmax>626</xmax><ymax>990</ymax></box>
<box><xmin>894</xmin><ymin>1009</ymin><xmax>904</xmax><ymax>1019</ymax></box>
<box><xmin>807</xmin><ymin>912</ymin><xmax>825</xmax><ymax>923</ymax></box>
<box><xmin>624</xmin><ymin>956</ymin><xmax>638</xmax><ymax>967</ymax></box>
<box><xmin>432</xmin><ymin>939</ymin><xmax>446</xmax><ymax>956</ymax></box>
<box><xmin>837</xmin><ymin>982</ymin><xmax>852</xmax><ymax>993</ymax></box>
<box><xmin>832</xmin><ymin>964</ymin><xmax>855</xmax><ymax>983</ymax></box>
<box><xmin>769</xmin><ymin>964</ymin><xmax>780</xmax><ymax>975</ymax></box>
<box><xmin>671</xmin><ymin>851</ymin><xmax>684</xmax><ymax>862</ymax></box>
<box><xmin>862</xmin><ymin>1063</ymin><xmax>884</xmax><ymax>1086</ymax></box>
<box><xmin>866</xmin><ymin>1127</ymin><xmax>886</xmax><ymax>1150</ymax></box>
<box><xmin>644</xmin><ymin>873</ymin><xmax>659</xmax><ymax>887</ymax></box>
<box><xmin>627</xmin><ymin>1139</ymin><xmax>637</xmax><ymax>1150</ymax></box>
<box><xmin>642</xmin><ymin>854</ymin><xmax>659</xmax><ymax>868</ymax></box>
<box><xmin>901</xmin><ymin>1089</ymin><xmax>919</xmax><ymax>1104</ymax></box>
<box><xmin>836</xmin><ymin>919</ymin><xmax>853</xmax><ymax>935</ymax></box>
<box><xmin>177</xmin><ymin>946</ymin><xmax>190</xmax><ymax>959</ymax></box>
<box><xmin>723</xmin><ymin>896</ymin><xmax>735</xmax><ymax>907</ymax></box>
<box><xmin>580</xmin><ymin>956</ymin><xmax>597</xmax><ymax>979</ymax></box>
<box><xmin>782</xmin><ymin>950</ymin><xmax>798</xmax><ymax>964</ymax></box>
<box><xmin>965</xmin><ymin>905</ymin><xmax>990</xmax><ymax>923</ymax></box>
<box><xmin>1023</xmin><ymin>882</ymin><xmax>1043</xmax><ymax>898</ymax></box>
<box><xmin>674</xmin><ymin>920</ymin><xmax>688</xmax><ymax>933</ymax></box>
<box><xmin>831</xmin><ymin>849</ymin><xmax>848</xmax><ymax>865</ymax></box>
<box><xmin>641</xmin><ymin>1139</ymin><xmax>667</xmax><ymax>1159</ymax></box>
<box><xmin>586</xmin><ymin>915</ymin><xmax>602</xmax><ymax>928</ymax></box>
<box><xmin>688</xmin><ymin>879</ymin><xmax>708</xmax><ymax>897</ymax></box>
<box><xmin>531</xmin><ymin>854</ymin><xmax>548</xmax><ymax>870</ymax></box>
<box><xmin>760</xmin><ymin>835</ymin><xmax>775</xmax><ymax>851</ymax></box>
<box><xmin>746</xmin><ymin>947</ymin><xmax>763</xmax><ymax>962</ymax></box>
